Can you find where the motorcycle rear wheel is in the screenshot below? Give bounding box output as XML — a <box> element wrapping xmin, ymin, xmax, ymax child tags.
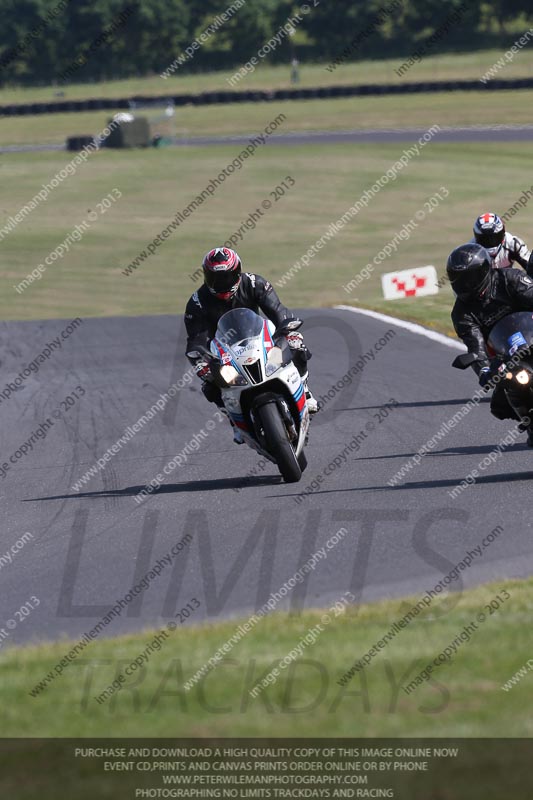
<box><xmin>256</xmin><ymin>402</ymin><xmax>302</xmax><ymax>483</ymax></box>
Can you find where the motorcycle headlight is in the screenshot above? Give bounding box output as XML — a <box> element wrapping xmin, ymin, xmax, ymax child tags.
<box><xmin>265</xmin><ymin>346</ymin><xmax>284</xmax><ymax>376</ymax></box>
<box><xmin>515</xmin><ymin>369</ymin><xmax>530</xmax><ymax>385</ymax></box>
<box><xmin>219</xmin><ymin>365</ymin><xmax>246</xmax><ymax>386</ymax></box>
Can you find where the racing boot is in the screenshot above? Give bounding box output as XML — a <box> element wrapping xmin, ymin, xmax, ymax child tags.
<box><xmin>301</xmin><ymin>371</ymin><xmax>318</xmax><ymax>414</ymax></box>
<box><xmin>304</xmin><ymin>381</ymin><xmax>319</xmax><ymax>414</ymax></box>
<box><xmin>229</xmin><ymin>418</ymin><xmax>244</xmax><ymax>444</ymax></box>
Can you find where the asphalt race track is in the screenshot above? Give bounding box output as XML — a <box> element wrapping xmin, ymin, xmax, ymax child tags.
<box><xmin>2</xmin><ymin>307</ymin><xmax>533</xmax><ymax>648</ymax></box>
<box><xmin>170</xmin><ymin>125</ymin><xmax>533</xmax><ymax>146</ymax></box>
<box><xmin>4</xmin><ymin>124</ymin><xmax>533</xmax><ymax>155</ymax></box>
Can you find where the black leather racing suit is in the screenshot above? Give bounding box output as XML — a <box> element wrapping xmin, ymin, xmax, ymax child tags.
<box><xmin>184</xmin><ymin>273</ymin><xmax>309</xmax><ymax>402</ymax></box>
<box><xmin>451</xmin><ymin>267</ymin><xmax>533</xmax><ymax>420</ymax></box>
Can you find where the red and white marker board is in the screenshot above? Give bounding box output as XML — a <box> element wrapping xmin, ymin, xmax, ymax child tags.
<box><xmin>381</xmin><ymin>266</ymin><xmax>439</xmax><ymax>300</ymax></box>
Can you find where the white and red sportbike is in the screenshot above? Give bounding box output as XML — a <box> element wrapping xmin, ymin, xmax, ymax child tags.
<box><xmin>206</xmin><ymin>308</ymin><xmax>310</xmax><ymax>483</ymax></box>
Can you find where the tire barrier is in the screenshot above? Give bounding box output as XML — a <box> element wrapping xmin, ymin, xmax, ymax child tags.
<box><xmin>2</xmin><ymin>76</ymin><xmax>533</xmax><ymax>117</ymax></box>
<box><xmin>66</xmin><ymin>135</ymin><xmax>96</xmax><ymax>151</ymax></box>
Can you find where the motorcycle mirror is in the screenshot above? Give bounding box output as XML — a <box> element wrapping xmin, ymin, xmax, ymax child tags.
<box><xmin>187</xmin><ymin>344</ymin><xmax>219</xmax><ymax>361</ymax></box>
<box><xmin>285</xmin><ymin>319</ymin><xmax>303</xmax><ymax>331</ymax></box>
<box><xmin>274</xmin><ymin>318</ymin><xmax>303</xmax><ymax>340</ymax></box>
<box><xmin>452</xmin><ymin>353</ymin><xmax>478</xmax><ymax>370</ymax></box>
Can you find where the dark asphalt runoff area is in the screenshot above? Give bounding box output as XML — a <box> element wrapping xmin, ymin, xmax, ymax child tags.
<box><xmin>1</xmin><ymin>307</ymin><xmax>532</xmax><ymax>649</ymax></box>
<box><xmin>170</xmin><ymin>125</ymin><xmax>533</xmax><ymax>146</ymax></box>
<box><xmin>4</xmin><ymin>125</ymin><xmax>533</xmax><ymax>155</ymax></box>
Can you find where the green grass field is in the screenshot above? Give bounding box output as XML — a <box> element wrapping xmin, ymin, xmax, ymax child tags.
<box><xmin>1</xmin><ymin>139</ymin><xmax>532</xmax><ymax>334</ymax></box>
<box><xmin>2</xmin><ymin>49</ymin><xmax>533</xmax><ymax>105</ymax></box>
<box><xmin>1</xmin><ymin>579</ymin><xmax>531</xmax><ymax>739</ymax></box>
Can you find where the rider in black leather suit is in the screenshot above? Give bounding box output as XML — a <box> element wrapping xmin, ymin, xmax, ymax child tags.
<box><xmin>447</xmin><ymin>242</ymin><xmax>533</xmax><ymax>443</ymax></box>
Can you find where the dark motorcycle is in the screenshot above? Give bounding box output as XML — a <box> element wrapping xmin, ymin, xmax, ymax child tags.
<box><xmin>453</xmin><ymin>311</ymin><xmax>533</xmax><ymax>428</ymax></box>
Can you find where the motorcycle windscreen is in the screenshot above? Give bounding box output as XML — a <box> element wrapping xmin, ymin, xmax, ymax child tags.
<box><xmin>216</xmin><ymin>308</ymin><xmax>264</xmax><ymax>347</ymax></box>
<box><xmin>487</xmin><ymin>312</ymin><xmax>533</xmax><ymax>358</ymax></box>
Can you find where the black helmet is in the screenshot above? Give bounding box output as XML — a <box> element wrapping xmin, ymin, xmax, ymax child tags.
<box><xmin>446</xmin><ymin>243</ymin><xmax>492</xmax><ymax>301</ymax></box>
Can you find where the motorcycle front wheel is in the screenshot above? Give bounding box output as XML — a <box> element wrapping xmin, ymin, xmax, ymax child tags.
<box><xmin>256</xmin><ymin>402</ymin><xmax>302</xmax><ymax>483</ymax></box>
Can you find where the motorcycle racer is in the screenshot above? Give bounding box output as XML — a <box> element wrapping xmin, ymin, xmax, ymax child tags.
<box><xmin>184</xmin><ymin>247</ymin><xmax>318</xmax><ymax>443</ymax></box>
<box><xmin>471</xmin><ymin>212</ymin><xmax>533</xmax><ymax>273</ymax></box>
<box><xmin>447</xmin><ymin>242</ymin><xmax>533</xmax><ymax>444</ymax></box>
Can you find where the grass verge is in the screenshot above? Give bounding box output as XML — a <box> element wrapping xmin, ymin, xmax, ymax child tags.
<box><xmin>1</xmin><ymin>140</ymin><xmax>532</xmax><ymax>333</ymax></box>
<box><xmin>1</xmin><ymin>578</ymin><xmax>531</xmax><ymax>738</ymax></box>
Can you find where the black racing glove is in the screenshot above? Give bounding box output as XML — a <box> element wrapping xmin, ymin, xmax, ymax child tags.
<box><xmin>202</xmin><ymin>381</ymin><xmax>221</xmax><ymax>404</ymax></box>
<box><xmin>478</xmin><ymin>367</ymin><xmax>492</xmax><ymax>389</ymax></box>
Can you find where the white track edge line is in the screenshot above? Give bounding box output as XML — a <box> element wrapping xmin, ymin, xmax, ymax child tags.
<box><xmin>334</xmin><ymin>304</ymin><xmax>465</xmax><ymax>351</ymax></box>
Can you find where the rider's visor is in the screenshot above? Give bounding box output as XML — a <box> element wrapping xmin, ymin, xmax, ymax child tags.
<box><xmin>474</xmin><ymin>230</ymin><xmax>504</xmax><ymax>249</ymax></box>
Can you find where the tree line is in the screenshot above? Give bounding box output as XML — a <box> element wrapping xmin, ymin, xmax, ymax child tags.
<box><xmin>0</xmin><ymin>0</ymin><xmax>532</xmax><ymax>86</ymax></box>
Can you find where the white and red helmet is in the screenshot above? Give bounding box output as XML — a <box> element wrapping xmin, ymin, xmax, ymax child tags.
<box><xmin>202</xmin><ymin>247</ymin><xmax>242</xmax><ymax>300</ymax></box>
<box><xmin>473</xmin><ymin>213</ymin><xmax>505</xmax><ymax>257</ymax></box>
